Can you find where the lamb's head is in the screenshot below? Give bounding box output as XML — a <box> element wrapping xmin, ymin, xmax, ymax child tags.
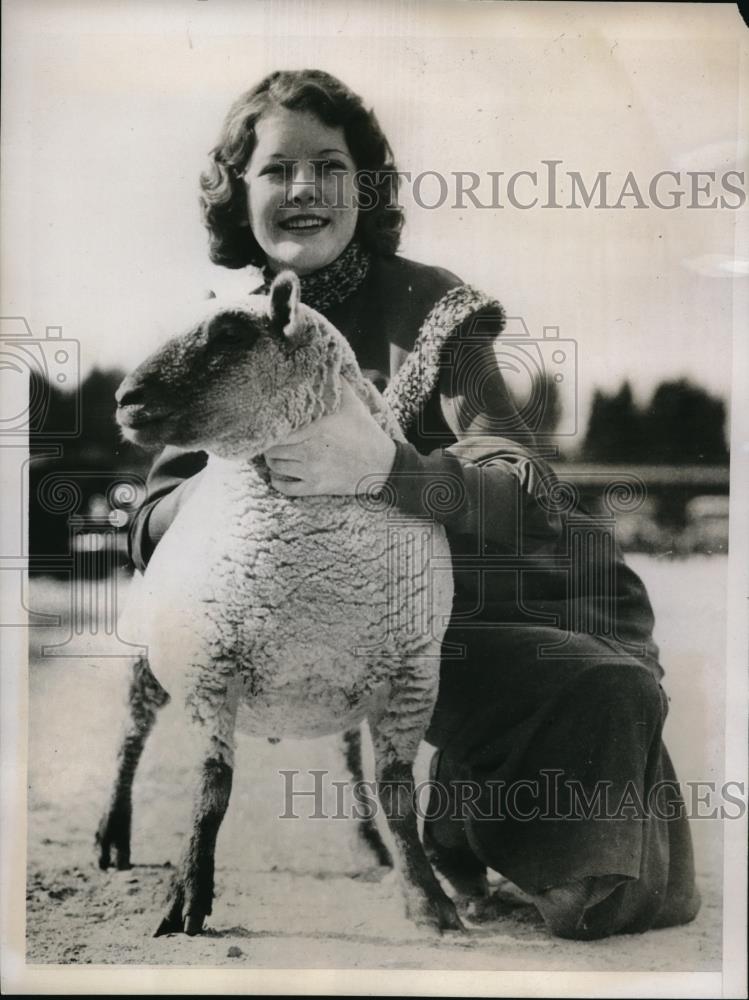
<box><xmin>116</xmin><ymin>271</ymin><xmax>351</xmax><ymax>459</ymax></box>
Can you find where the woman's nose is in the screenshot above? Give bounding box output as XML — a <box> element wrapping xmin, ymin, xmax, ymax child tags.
<box><xmin>289</xmin><ymin>162</ymin><xmax>320</xmax><ymax>205</ymax></box>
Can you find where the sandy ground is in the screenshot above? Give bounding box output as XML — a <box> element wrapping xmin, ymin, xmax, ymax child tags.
<box><xmin>24</xmin><ymin>556</ymin><xmax>725</xmax><ymax>970</ymax></box>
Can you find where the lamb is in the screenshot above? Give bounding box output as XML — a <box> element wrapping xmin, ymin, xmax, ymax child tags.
<box><xmin>96</xmin><ymin>270</ymin><xmax>464</xmax><ymax>937</ymax></box>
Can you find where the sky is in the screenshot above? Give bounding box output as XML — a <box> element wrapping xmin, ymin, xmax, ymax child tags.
<box><xmin>2</xmin><ymin>0</ymin><xmax>747</xmax><ymax>442</ymax></box>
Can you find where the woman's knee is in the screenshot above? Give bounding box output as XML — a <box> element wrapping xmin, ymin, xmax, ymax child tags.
<box><xmin>576</xmin><ymin>660</ymin><xmax>666</xmax><ymax>726</ymax></box>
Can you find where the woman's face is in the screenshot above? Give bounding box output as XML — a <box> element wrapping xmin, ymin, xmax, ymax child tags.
<box><xmin>244</xmin><ymin>107</ymin><xmax>359</xmax><ymax>276</ymax></box>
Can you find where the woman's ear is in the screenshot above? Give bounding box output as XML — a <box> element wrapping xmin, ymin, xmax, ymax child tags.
<box><xmin>269</xmin><ymin>271</ymin><xmax>308</xmax><ymax>345</ymax></box>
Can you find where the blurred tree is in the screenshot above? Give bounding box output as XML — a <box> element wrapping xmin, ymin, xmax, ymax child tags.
<box><xmin>77</xmin><ymin>366</ymin><xmax>148</xmax><ymax>468</ymax></box>
<box><xmin>582</xmin><ymin>381</ymin><xmax>643</xmax><ymax>463</ymax></box>
<box><xmin>28</xmin><ymin>369</ymin><xmax>150</xmax><ymax>569</ymax></box>
<box><xmin>79</xmin><ymin>367</ymin><xmax>124</xmax><ymax>452</ymax></box>
<box><xmin>29</xmin><ymin>373</ymin><xmax>76</xmax><ymax>446</ymax></box>
<box><xmin>30</xmin><ymin>367</ymin><xmax>145</xmax><ymax>466</ymax></box>
<box><xmin>644</xmin><ymin>379</ymin><xmax>729</xmax><ymax>465</ymax></box>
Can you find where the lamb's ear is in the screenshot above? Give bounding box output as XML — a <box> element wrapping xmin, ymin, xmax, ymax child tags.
<box><xmin>269</xmin><ymin>270</ymin><xmax>306</xmax><ymax>344</ymax></box>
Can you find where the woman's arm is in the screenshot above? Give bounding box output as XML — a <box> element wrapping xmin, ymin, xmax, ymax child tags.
<box><xmin>127</xmin><ymin>447</ymin><xmax>208</xmax><ymax>572</ymax></box>
<box><xmin>386</xmin><ymin>439</ymin><xmax>561</xmax><ymax>553</ymax></box>
<box><xmin>385</xmin><ymin>334</ymin><xmax>563</xmax><ymax>553</ymax></box>
<box><xmin>128</xmin><ymin>319</ymin><xmax>560</xmax><ymax>568</ymax></box>
<box><xmin>262</xmin><ymin>315</ymin><xmax>563</xmax><ymax>554</ymax></box>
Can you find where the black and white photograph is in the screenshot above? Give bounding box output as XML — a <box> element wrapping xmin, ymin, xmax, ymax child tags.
<box><xmin>1</xmin><ymin>1</ymin><xmax>747</xmax><ymax>995</ymax></box>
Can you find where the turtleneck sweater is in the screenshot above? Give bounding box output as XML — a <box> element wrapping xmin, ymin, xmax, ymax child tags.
<box><xmin>258</xmin><ymin>239</ymin><xmax>373</xmax><ymax>313</ymax></box>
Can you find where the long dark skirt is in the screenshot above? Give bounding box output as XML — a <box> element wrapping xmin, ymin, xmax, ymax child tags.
<box><xmin>424</xmin><ymin>625</ymin><xmax>702</xmax><ymax>938</ymax></box>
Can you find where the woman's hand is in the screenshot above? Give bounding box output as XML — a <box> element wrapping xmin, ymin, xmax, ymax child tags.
<box><xmin>265</xmin><ymin>380</ymin><xmax>397</xmax><ymax>496</ymax></box>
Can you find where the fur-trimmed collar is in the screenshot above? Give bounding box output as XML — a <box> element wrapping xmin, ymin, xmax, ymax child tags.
<box><xmin>384</xmin><ymin>284</ymin><xmax>505</xmax><ymax>435</ymax></box>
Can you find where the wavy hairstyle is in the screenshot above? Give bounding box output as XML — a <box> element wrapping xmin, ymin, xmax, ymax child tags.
<box><xmin>199</xmin><ymin>70</ymin><xmax>404</xmax><ymax>269</ymax></box>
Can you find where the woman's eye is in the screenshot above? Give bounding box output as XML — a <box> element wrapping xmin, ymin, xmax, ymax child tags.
<box><xmin>255</xmin><ymin>160</ymin><xmax>349</xmax><ymax>182</ymax></box>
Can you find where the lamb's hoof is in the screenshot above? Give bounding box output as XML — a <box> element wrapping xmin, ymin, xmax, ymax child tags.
<box><xmin>408</xmin><ymin>894</ymin><xmax>466</xmax><ymax>934</ymax></box>
<box><xmin>154</xmin><ymin>914</ymin><xmax>180</xmax><ymax>938</ymax></box>
<box><xmin>95</xmin><ymin>820</ymin><xmax>131</xmax><ymax>871</ymax></box>
<box><xmin>183</xmin><ymin>912</ymin><xmax>206</xmax><ymax>936</ymax></box>
<box><xmin>436</xmin><ymin>898</ymin><xmax>466</xmax><ymax>933</ymax></box>
<box><xmin>154</xmin><ymin>898</ymin><xmax>207</xmax><ymax>937</ymax></box>
<box><xmin>154</xmin><ymin>912</ymin><xmax>206</xmax><ymax>937</ymax></box>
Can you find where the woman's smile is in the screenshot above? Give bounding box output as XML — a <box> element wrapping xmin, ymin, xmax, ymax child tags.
<box><xmin>244</xmin><ymin>107</ymin><xmax>359</xmax><ymax>276</ymax></box>
<box><xmin>278</xmin><ymin>213</ymin><xmax>330</xmax><ymax>233</ymax></box>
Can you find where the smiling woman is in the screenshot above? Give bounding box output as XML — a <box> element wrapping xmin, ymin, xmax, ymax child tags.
<box><xmin>243</xmin><ymin>108</ymin><xmax>359</xmax><ymax>275</ymax></box>
<box><xmin>198</xmin><ymin>69</ymin><xmax>403</xmax><ymax>272</ymax></box>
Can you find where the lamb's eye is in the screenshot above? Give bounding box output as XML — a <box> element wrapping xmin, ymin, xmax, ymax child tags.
<box><xmin>207</xmin><ymin>316</ymin><xmax>258</xmax><ymax>349</ymax></box>
<box><xmin>216</xmin><ymin>327</ymin><xmax>242</xmax><ymax>344</ymax></box>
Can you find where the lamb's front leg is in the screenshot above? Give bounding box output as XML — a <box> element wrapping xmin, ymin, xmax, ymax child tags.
<box><xmin>96</xmin><ymin>655</ymin><xmax>169</xmax><ymax>870</ymax></box>
<box><xmin>369</xmin><ymin>656</ymin><xmax>464</xmax><ymax>934</ymax></box>
<box><xmin>155</xmin><ymin>677</ymin><xmax>239</xmax><ymax>937</ymax></box>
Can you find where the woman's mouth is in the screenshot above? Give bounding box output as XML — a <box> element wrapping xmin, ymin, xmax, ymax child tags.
<box><xmin>278</xmin><ymin>214</ymin><xmax>330</xmax><ymax>234</ymax></box>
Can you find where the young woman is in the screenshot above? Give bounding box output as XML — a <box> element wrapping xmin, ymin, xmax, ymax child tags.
<box><xmin>128</xmin><ymin>69</ymin><xmax>700</xmax><ymax>940</ymax></box>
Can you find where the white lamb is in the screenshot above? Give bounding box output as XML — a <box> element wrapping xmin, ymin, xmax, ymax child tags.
<box><xmin>96</xmin><ymin>271</ymin><xmax>463</xmax><ymax>937</ymax></box>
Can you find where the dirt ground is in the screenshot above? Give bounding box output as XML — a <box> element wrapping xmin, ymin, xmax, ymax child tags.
<box><xmin>24</xmin><ymin>556</ymin><xmax>725</xmax><ymax>970</ymax></box>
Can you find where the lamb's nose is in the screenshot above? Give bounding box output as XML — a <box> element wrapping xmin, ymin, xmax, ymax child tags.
<box><xmin>115</xmin><ymin>377</ymin><xmax>145</xmax><ymax>407</ymax></box>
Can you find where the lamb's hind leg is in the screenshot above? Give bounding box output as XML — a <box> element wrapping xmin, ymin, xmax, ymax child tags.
<box><xmin>369</xmin><ymin>652</ymin><xmax>464</xmax><ymax>933</ymax></box>
<box><xmin>96</xmin><ymin>655</ymin><xmax>169</xmax><ymax>870</ymax></box>
<box><xmin>155</xmin><ymin>678</ymin><xmax>238</xmax><ymax>937</ymax></box>
<box><xmin>342</xmin><ymin>727</ymin><xmax>393</xmax><ymax>869</ymax></box>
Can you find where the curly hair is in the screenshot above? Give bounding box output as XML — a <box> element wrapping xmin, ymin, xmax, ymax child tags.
<box><xmin>199</xmin><ymin>69</ymin><xmax>404</xmax><ymax>269</ymax></box>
